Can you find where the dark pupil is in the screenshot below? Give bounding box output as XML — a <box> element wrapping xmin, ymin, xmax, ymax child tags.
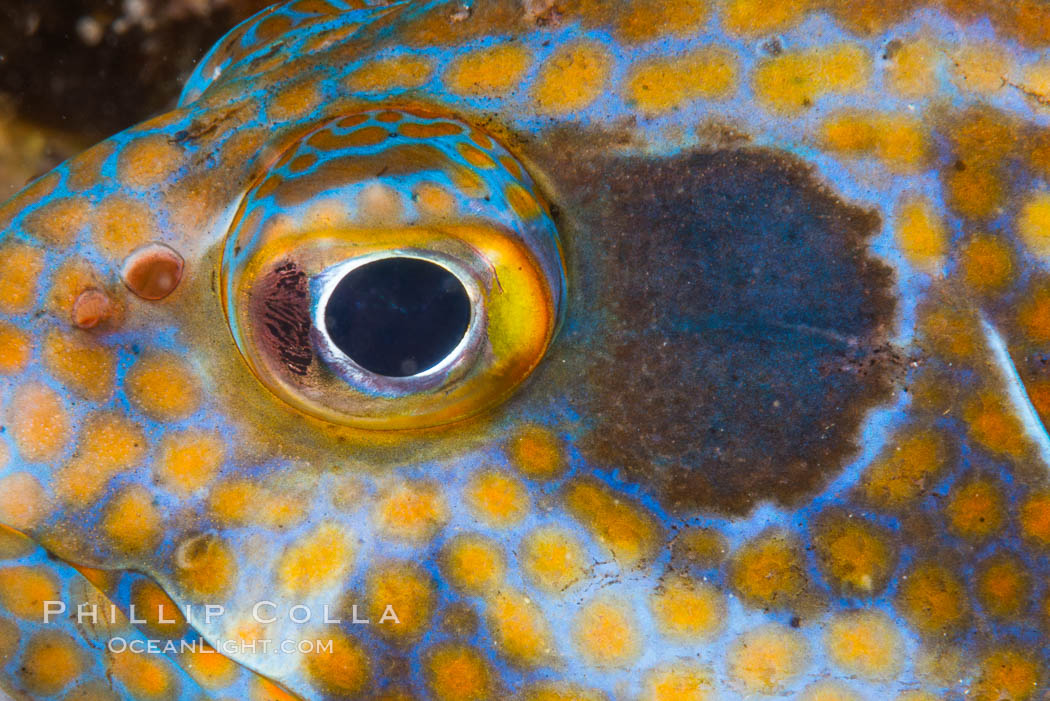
<box><xmin>324</xmin><ymin>258</ymin><xmax>471</xmax><ymax>377</ymax></box>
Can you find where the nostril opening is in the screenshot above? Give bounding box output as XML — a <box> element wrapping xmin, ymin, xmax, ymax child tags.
<box><xmin>323</xmin><ymin>257</ymin><xmax>472</xmax><ymax>377</ymax></box>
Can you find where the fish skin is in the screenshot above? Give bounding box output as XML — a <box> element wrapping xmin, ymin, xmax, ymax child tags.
<box><xmin>1</xmin><ymin>1</ymin><xmax>1050</xmax><ymax>699</ymax></box>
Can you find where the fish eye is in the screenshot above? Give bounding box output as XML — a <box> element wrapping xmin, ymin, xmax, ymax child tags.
<box><xmin>319</xmin><ymin>256</ymin><xmax>473</xmax><ymax>380</ymax></box>
<box><xmin>221</xmin><ymin>109</ymin><xmax>565</xmax><ymax>430</ymax></box>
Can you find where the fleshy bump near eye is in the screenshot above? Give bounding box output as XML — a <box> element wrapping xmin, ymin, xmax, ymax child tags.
<box><xmin>222</xmin><ymin>109</ymin><xmax>565</xmax><ymax>429</ymax></box>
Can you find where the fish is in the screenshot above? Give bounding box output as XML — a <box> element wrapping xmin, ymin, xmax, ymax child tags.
<box><xmin>2</xmin><ymin>0</ymin><xmax>1050</xmax><ymax>698</ymax></box>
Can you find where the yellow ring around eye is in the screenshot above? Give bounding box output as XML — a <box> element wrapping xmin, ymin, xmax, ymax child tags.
<box><xmin>220</xmin><ymin>110</ymin><xmax>564</xmax><ymax>430</ymax></box>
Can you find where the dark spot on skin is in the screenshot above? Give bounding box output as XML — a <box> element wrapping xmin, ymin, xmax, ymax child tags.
<box><xmin>251</xmin><ymin>260</ymin><xmax>313</xmax><ymax>376</ymax></box>
<box><xmin>540</xmin><ymin>143</ymin><xmax>897</xmax><ymax>516</ymax></box>
<box><xmin>762</xmin><ymin>37</ymin><xmax>784</xmax><ymax>56</ymax></box>
<box><xmin>883</xmin><ymin>38</ymin><xmax>903</xmax><ymax>60</ymax></box>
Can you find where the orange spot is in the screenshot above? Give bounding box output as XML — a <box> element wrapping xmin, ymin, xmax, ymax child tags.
<box><xmin>118</xmin><ymin>135</ymin><xmax>184</xmax><ymax>189</ymax></box>
<box><xmin>23</xmin><ymin>196</ymin><xmax>89</xmax><ymax>247</ymax></box>
<box><xmin>895</xmin><ymin>197</ymin><xmax>947</xmax><ymax>273</ymax></box>
<box><xmin>155</xmin><ymin>430</ymin><xmax>226</xmax><ymax>493</ymax></box>
<box><xmin>861</xmin><ymin>429</ymin><xmax>947</xmax><ymax>509</ymax></box>
<box><xmin>305</xmin><ymin>629</ymin><xmax>372</xmax><ymax>697</ymax></box>
<box><xmin>650</xmin><ymin>574</ymin><xmax>725</xmax><ymax>641</ymax></box>
<box><xmin>398</xmin><ymin>121</ymin><xmax>463</xmax><ymax>138</ymax></box>
<box><xmin>414</xmin><ymin>182</ymin><xmax>458</xmax><ymax>219</ymax></box>
<box><xmin>0</xmin><ymin>242</ymin><xmax>44</xmax><ymax>314</ymax></box>
<box><xmin>356</xmin><ymin>183</ymin><xmax>405</xmax><ymax>225</ymax></box>
<box><xmin>945</xmin><ymin>477</ymin><xmax>1006</xmax><ymax>540</ymax></box>
<box><xmin>375</xmin><ymin>480</ymin><xmax>448</xmax><ymax>542</ymax></box>
<box><xmin>42</xmin><ymin>328</ymin><xmax>116</xmax><ymax>401</ymax></box>
<box><xmin>824</xmin><ymin>610</ymin><xmax>903</xmax><ymax>680</ymax></box>
<box><xmin>812</xmin><ymin>512</ymin><xmax>895</xmax><ymax>594</ymax></box>
<box><xmin>919</xmin><ymin>306</ymin><xmax>980</xmax><ymax>364</ymax></box>
<box><xmin>573</xmin><ymin>595</ymin><xmax>641</xmax><ymax>668</ymax></box>
<box><xmin>0</xmin><ymin>565</ymin><xmax>61</xmax><ymax>620</ymax></box>
<box><xmin>975</xmin><ymin>552</ymin><xmax>1031</xmax><ymax>619</ymax></box>
<box><xmin>92</xmin><ymin>197</ymin><xmax>155</xmax><ymax>259</ymax></box>
<box><xmin>944</xmin><ymin>164</ymin><xmax>1004</xmax><ymax>220</ymax></box>
<box><xmin>641</xmin><ymin>662</ymin><xmax>716</xmax><ymax>701</ymax></box>
<box><xmin>753</xmin><ymin>44</ymin><xmax>871</xmax><ymax>113</ymax></box>
<box><xmin>130</xmin><ymin>578</ymin><xmax>187</xmax><ymax>638</ymax></box>
<box><xmin>180</xmin><ymin>642</ymin><xmax>239</xmax><ymax>690</ymax></box>
<box><xmin>68</xmin><ymin>139</ymin><xmax>116</xmax><ymax>191</ymax></box>
<box><xmin>1019</xmin><ymin>192</ymin><xmax>1050</xmax><ymax>259</ymax></box>
<box><xmin>0</xmin><ymin>322</ymin><xmax>30</xmax><ymax>374</ymax></box>
<box><xmin>958</xmin><ymin>234</ymin><xmax>1013</xmax><ymax>293</ymax></box>
<box><xmin>1020</xmin><ymin>491</ymin><xmax>1050</xmax><ymax>548</ymax></box>
<box><xmin>101</xmin><ymin>486</ymin><xmax>162</xmax><ymax>553</ymax></box>
<box><xmin>375</xmin><ymin>110</ymin><xmax>403</xmax><ymax>123</ymax></box>
<box><xmin>424</xmin><ymin>643</ymin><xmax>493</xmax><ymax>701</ymax></box>
<box><xmin>533</xmin><ymin>42</ymin><xmax>612</xmax><ymax>114</ymax></box>
<box><xmin>1030</xmin><ymin>378</ymin><xmax>1050</xmax><ymax>429</ymax></box>
<box><xmin>445</xmin><ymin>44</ymin><xmax>532</xmax><ymax>97</ymax></box>
<box><xmin>55</xmin><ymin>412</ymin><xmax>146</xmax><ymax>503</ymax></box>
<box><xmin>625</xmin><ymin>49</ymin><xmax>738</xmax><ymax>114</ymax></box>
<box><xmin>973</xmin><ymin>648</ymin><xmax>1042</xmax><ymax>701</ymax></box>
<box><xmin>616</xmin><ymin>0</ymin><xmax>708</xmax><ymax>42</ymax></box>
<box><xmin>885</xmin><ymin>38</ymin><xmax>940</xmax><ymax>97</ymax></box>
<box><xmin>799</xmin><ymin>681</ymin><xmax>864</xmax><ymax>701</ymax></box>
<box><xmin>441</xmin><ymin>534</ymin><xmax>505</xmax><ymax>594</ymax></box>
<box><xmin>465</xmin><ymin>470</ymin><xmax>529</xmax><ymax>527</ymax></box>
<box><xmin>125</xmin><ymin>353</ymin><xmax>202</xmax><ymax>421</ymax></box>
<box><xmin>9</xmin><ymin>383</ymin><xmax>70</xmax><ymax>462</ymax></box>
<box><xmin>564</xmin><ymin>479</ymin><xmax>659</xmax><ymax>566</ymax></box>
<box><xmin>276</xmin><ymin>522</ymin><xmax>354</xmax><ymax>595</ymax></box>
<box><xmin>71</xmin><ymin>563</ymin><xmax>115</xmax><ymax>592</ymax></box>
<box><xmin>964</xmin><ymin>391</ymin><xmax>1028</xmax><ymax>458</ymax></box>
<box><xmin>19</xmin><ymin>630</ymin><xmax>84</xmax><ymax>696</ymax></box>
<box><xmin>1019</xmin><ymin>278</ymin><xmax>1050</xmax><ymax>343</ymax></box>
<box><xmin>896</xmin><ymin>561</ymin><xmax>969</xmax><ymax>635</ymax></box>
<box><xmin>251</xmin><ymin>678</ymin><xmax>301</xmax><ymax>701</ymax></box>
<box><xmin>504</xmin><ymin>182</ymin><xmax>542</xmax><ymax>220</ymax></box>
<box><xmin>521</xmin><ymin>526</ymin><xmax>587</xmax><ymax>594</ymax></box>
<box><xmin>729</xmin><ymin>529</ymin><xmax>807</xmax><ymax>610</ymax></box>
<box><xmin>367</xmin><ymin>561</ymin><xmax>435</xmax><ymax>644</ymax></box>
<box><xmin>0</xmin><ymin>472</ymin><xmax>50</xmax><ymax>531</ymax></box>
<box><xmin>458</xmin><ymin>142</ymin><xmax>497</xmax><ymax>169</ymax></box>
<box><xmin>173</xmin><ymin>533</ymin><xmax>237</xmax><ymax>599</ymax></box>
<box><xmin>110</xmin><ymin>648</ymin><xmax>177</xmax><ymax>700</ymax></box>
<box><xmin>728</xmin><ymin>623</ymin><xmax>808</xmax><ymax>694</ymax></box>
<box><xmin>721</xmin><ymin>0</ymin><xmax>807</xmax><ymax>35</ymax></box>
<box><xmin>671</xmin><ymin>527</ymin><xmax>728</xmax><ymax>567</ymax></box>
<box><xmin>949</xmin><ymin>44</ymin><xmax>1012</xmax><ymax>95</ymax></box>
<box><xmin>308</xmin><ymin>125</ymin><xmax>391</xmax><ymax>149</ymax></box>
<box><xmin>346</xmin><ymin>55</ymin><xmax>432</xmax><ymax>92</ymax></box>
<box><xmin>484</xmin><ymin>587</ymin><xmax>555</xmax><ymax>668</ymax></box>
<box><xmin>0</xmin><ymin>172</ymin><xmax>59</xmax><ymax>230</ymax></box>
<box><xmin>268</xmin><ymin>79</ymin><xmax>323</xmax><ymax>122</ymax></box>
<box><xmin>0</xmin><ymin>616</ymin><xmax>19</xmax><ymax>664</ymax></box>
<box><xmin>207</xmin><ymin>480</ymin><xmax>305</xmax><ymax>530</ymax></box>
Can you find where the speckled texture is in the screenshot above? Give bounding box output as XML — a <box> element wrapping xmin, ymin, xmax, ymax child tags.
<box><xmin>3</xmin><ymin>1</ymin><xmax>1050</xmax><ymax>699</ymax></box>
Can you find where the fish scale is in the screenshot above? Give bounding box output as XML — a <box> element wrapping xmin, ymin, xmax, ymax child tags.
<box><xmin>1</xmin><ymin>0</ymin><xmax>1050</xmax><ymax>699</ymax></box>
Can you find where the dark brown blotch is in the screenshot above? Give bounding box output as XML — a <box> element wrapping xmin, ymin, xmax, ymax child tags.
<box><xmin>532</xmin><ymin>139</ymin><xmax>899</xmax><ymax>515</ymax></box>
